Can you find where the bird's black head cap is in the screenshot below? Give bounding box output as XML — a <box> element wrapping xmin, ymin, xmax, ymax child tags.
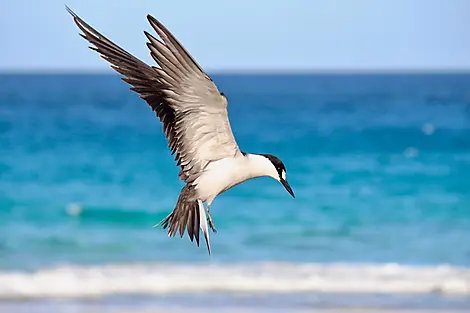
<box><xmin>241</xmin><ymin>152</ymin><xmax>294</xmax><ymax>198</ymax></box>
<box><xmin>259</xmin><ymin>153</ymin><xmax>286</xmax><ymax>177</ymax></box>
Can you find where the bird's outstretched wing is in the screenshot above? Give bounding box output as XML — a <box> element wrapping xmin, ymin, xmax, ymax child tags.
<box><xmin>67</xmin><ymin>7</ymin><xmax>241</xmax><ymax>185</ymax></box>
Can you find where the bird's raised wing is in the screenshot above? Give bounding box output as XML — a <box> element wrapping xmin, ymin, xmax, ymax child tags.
<box><xmin>67</xmin><ymin>7</ymin><xmax>241</xmax><ymax>184</ymax></box>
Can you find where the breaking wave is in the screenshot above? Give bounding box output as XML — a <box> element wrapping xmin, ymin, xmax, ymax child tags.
<box><xmin>0</xmin><ymin>262</ymin><xmax>469</xmax><ymax>299</ymax></box>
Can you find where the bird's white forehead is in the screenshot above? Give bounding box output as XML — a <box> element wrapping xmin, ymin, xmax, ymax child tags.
<box><xmin>281</xmin><ymin>170</ymin><xmax>286</xmax><ymax>180</ymax></box>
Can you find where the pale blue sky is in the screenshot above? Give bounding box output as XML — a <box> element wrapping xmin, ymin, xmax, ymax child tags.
<box><xmin>1</xmin><ymin>0</ymin><xmax>469</xmax><ymax>72</ymax></box>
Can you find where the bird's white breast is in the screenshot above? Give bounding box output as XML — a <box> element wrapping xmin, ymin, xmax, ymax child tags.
<box><xmin>193</xmin><ymin>156</ymin><xmax>252</xmax><ymax>202</ymax></box>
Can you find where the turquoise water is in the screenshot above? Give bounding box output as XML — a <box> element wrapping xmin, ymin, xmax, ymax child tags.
<box><xmin>0</xmin><ymin>73</ymin><xmax>469</xmax><ymax>310</ymax></box>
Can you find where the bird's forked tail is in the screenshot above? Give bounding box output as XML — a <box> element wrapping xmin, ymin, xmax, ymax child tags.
<box><xmin>155</xmin><ymin>184</ymin><xmax>211</xmax><ymax>255</ymax></box>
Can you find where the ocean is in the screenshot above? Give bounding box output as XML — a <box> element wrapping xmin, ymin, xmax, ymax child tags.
<box><xmin>0</xmin><ymin>73</ymin><xmax>469</xmax><ymax>312</ymax></box>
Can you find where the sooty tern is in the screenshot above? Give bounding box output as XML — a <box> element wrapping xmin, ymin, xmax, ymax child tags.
<box><xmin>67</xmin><ymin>7</ymin><xmax>295</xmax><ymax>255</ymax></box>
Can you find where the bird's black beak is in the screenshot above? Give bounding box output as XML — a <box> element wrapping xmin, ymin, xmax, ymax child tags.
<box><xmin>281</xmin><ymin>178</ymin><xmax>295</xmax><ymax>198</ymax></box>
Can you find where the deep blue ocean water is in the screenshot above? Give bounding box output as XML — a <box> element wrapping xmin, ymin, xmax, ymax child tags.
<box><xmin>0</xmin><ymin>73</ymin><xmax>469</xmax><ymax>311</ymax></box>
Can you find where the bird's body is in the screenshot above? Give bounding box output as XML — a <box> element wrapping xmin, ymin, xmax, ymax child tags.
<box><xmin>67</xmin><ymin>7</ymin><xmax>295</xmax><ymax>255</ymax></box>
<box><xmin>195</xmin><ymin>153</ymin><xmax>278</xmax><ymax>203</ymax></box>
<box><xmin>195</xmin><ymin>153</ymin><xmax>248</xmax><ymax>203</ymax></box>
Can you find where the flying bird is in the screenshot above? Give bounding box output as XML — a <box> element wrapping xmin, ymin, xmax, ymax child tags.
<box><xmin>66</xmin><ymin>7</ymin><xmax>295</xmax><ymax>255</ymax></box>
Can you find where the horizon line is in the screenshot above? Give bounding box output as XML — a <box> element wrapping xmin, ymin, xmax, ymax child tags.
<box><xmin>1</xmin><ymin>68</ymin><xmax>470</xmax><ymax>75</ymax></box>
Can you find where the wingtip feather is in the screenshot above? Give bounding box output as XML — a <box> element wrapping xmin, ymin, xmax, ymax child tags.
<box><xmin>65</xmin><ymin>5</ymin><xmax>77</xmax><ymax>18</ymax></box>
<box><xmin>147</xmin><ymin>14</ymin><xmax>159</xmax><ymax>26</ymax></box>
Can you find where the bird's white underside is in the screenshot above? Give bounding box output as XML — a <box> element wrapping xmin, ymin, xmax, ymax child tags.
<box><xmin>194</xmin><ymin>153</ymin><xmax>279</xmax><ymax>205</ymax></box>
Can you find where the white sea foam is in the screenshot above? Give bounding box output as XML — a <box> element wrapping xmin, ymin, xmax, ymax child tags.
<box><xmin>0</xmin><ymin>262</ymin><xmax>469</xmax><ymax>299</ymax></box>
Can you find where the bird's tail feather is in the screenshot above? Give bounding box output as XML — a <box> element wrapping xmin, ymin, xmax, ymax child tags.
<box><xmin>197</xmin><ymin>199</ymin><xmax>211</xmax><ymax>255</ymax></box>
<box><xmin>155</xmin><ymin>184</ymin><xmax>211</xmax><ymax>255</ymax></box>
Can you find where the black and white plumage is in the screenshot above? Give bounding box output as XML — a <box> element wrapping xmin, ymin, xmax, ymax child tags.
<box><xmin>67</xmin><ymin>7</ymin><xmax>295</xmax><ymax>255</ymax></box>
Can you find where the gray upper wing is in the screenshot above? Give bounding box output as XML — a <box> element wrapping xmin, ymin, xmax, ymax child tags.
<box><xmin>67</xmin><ymin>7</ymin><xmax>241</xmax><ymax>184</ymax></box>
